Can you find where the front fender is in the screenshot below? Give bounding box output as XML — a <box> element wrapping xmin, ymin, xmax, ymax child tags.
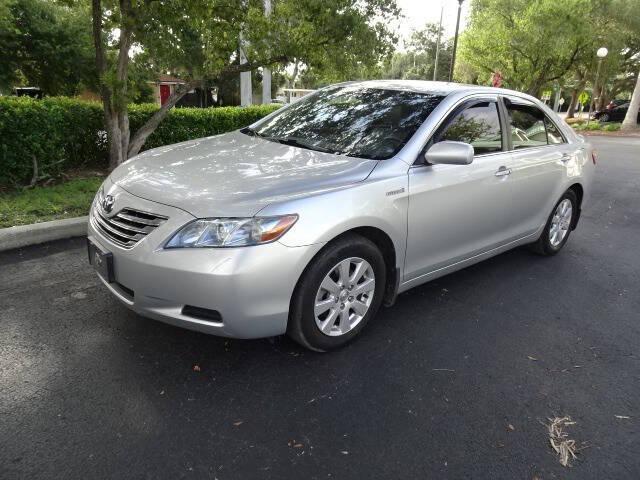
<box><xmin>262</xmin><ymin>163</ymin><xmax>410</xmax><ymax>273</ymax></box>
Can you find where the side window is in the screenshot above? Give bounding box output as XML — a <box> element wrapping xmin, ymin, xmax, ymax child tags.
<box><xmin>437</xmin><ymin>102</ymin><xmax>502</xmax><ymax>155</ymax></box>
<box><xmin>505</xmin><ymin>103</ymin><xmax>547</xmax><ymax>149</ymax></box>
<box><xmin>545</xmin><ymin>117</ymin><xmax>566</xmax><ymax>144</ymax></box>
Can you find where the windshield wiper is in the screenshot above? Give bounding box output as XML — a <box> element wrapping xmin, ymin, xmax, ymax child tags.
<box><xmin>265</xmin><ymin>136</ymin><xmax>341</xmax><ymax>155</ymax></box>
<box><xmin>241</xmin><ymin>127</ymin><xmax>266</xmax><ymax>138</ymax></box>
<box><xmin>244</xmin><ymin>129</ymin><xmax>343</xmax><ymax>155</ymax></box>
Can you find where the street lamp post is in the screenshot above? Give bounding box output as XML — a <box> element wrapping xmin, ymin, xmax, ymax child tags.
<box><xmin>448</xmin><ymin>0</ymin><xmax>464</xmax><ymax>82</ymax></box>
<box><xmin>433</xmin><ymin>3</ymin><xmax>444</xmax><ymax>81</ymax></box>
<box><xmin>587</xmin><ymin>47</ymin><xmax>608</xmax><ymax>125</ymax></box>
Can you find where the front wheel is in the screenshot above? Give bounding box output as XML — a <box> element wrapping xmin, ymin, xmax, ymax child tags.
<box><xmin>530</xmin><ymin>189</ymin><xmax>578</xmax><ymax>256</ymax></box>
<box><xmin>287</xmin><ymin>234</ymin><xmax>386</xmax><ymax>352</ymax></box>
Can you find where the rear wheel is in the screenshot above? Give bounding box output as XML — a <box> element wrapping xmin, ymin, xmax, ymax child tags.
<box><xmin>599</xmin><ymin>113</ymin><xmax>610</xmax><ymax>123</ymax></box>
<box><xmin>287</xmin><ymin>234</ymin><xmax>386</xmax><ymax>351</ymax></box>
<box><xmin>530</xmin><ymin>189</ymin><xmax>578</xmax><ymax>256</ymax></box>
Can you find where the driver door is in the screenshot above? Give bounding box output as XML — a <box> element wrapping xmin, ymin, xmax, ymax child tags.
<box><xmin>404</xmin><ymin>98</ymin><xmax>514</xmax><ymax>282</ymax></box>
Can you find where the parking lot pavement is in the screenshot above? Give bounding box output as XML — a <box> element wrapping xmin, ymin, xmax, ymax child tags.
<box><xmin>1</xmin><ymin>136</ymin><xmax>639</xmax><ymax>479</ymax></box>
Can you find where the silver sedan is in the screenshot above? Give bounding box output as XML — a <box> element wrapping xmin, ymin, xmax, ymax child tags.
<box><xmin>87</xmin><ymin>80</ymin><xmax>595</xmax><ymax>351</ymax></box>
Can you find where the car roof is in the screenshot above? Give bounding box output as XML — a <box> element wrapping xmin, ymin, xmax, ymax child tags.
<box><xmin>336</xmin><ymin>79</ymin><xmax>539</xmax><ymax>103</ymax></box>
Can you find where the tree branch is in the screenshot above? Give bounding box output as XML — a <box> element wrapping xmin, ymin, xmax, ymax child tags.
<box><xmin>127</xmin><ymin>80</ymin><xmax>199</xmax><ymax>158</ymax></box>
<box><xmin>221</xmin><ymin>55</ymin><xmax>289</xmax><ymax>75</ymax></box>
<box><xmin>116</xmin><ymin>0</ymin><xmax>133</xmax><ymax>84</ymax></box>
<box><xmin>127</xmin><ymin>55</ymin><xmax>289</xmax><ymax>159</ymax></box>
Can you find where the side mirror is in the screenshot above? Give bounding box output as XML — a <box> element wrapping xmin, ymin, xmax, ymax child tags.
<box><xmin>424</xmin><ymin>141</ymin><xmax>474</xmax><ymax>165</ymax></box>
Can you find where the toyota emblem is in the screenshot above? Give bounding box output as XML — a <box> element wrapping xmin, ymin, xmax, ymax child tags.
<box><xmin>102</xmin><ymin>194</ymin><xmax>115</xmax><ymax>214</ymax></box>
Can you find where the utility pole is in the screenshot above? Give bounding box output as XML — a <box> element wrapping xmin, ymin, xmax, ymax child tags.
<box><xmin>587</xmin><ymin>47</ymin><xmax>608</xmax><ymax>126</ymax></box>
<box><xmin>239</xmin><ymin>40</ymin><xmax>252</xmax><ymax>106</ymax></box>
<box><xmin>433</xmin><ymin>3</ymin><xmax>443</xmax><ymax>81</ymax></box>
<box><xmin>448</xmin><ymin>0</ymin><xmax>464</xmax><ymax>83</ymax></box>
<box><xmin>239</xmin><ymin>0</ymin><xmax>252</xmax><ymax>106</ymax></box>
<box><xmin>262</xmin><ymin>0</ymin><xmax>272</xmax><ymax>104</ymax></box>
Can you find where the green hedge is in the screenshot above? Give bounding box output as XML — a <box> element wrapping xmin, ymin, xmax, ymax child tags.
<box><xmin>0</xmin><ymin>96</ymin><xmax>280</xmax><ymax>186</ymax></box>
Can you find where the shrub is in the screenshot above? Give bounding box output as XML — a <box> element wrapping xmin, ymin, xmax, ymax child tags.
<box><xmin>602</xmin><ymin>123</ymin><xmax>621</xmax><ymax>132</ymax></box>
<box><xmin>573</xmin><ymin>121</ymin><xmax>602</xmax><ymax>131</ymax></box>
<box><xmin>0</xmin><ymin>96</ymin><xmax>280</xmax><ymax>186</ymax></box>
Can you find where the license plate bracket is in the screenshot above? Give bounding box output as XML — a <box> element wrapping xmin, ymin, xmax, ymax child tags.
<box><xmin>87</xmin><ymin>238</ymin><xmax>114</xmax><ymax>283</ymax></box>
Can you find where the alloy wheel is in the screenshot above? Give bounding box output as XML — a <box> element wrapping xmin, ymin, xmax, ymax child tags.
<box><xmin>314</xmin><ymin>257</ymin><xmax>375</xmax><ymax>336</ymax></box>
<box><xmin>549</xmin><ymin>199</ymin><xmax>573</xmax><ymax>247</ymax></box>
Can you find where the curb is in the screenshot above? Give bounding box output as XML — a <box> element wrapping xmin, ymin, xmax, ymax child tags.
<box><xmin>0</xmin><ymin>216</ymin><xmax>88</xmax><ymax>252</ymax></box>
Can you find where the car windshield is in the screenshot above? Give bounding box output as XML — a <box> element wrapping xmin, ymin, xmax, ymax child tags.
<box><xmin>245</xmin><ymin>86</ymin><xmax>445</xmax><ymax>160</ymax></box>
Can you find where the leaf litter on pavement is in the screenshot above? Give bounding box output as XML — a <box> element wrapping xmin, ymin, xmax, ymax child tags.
<box><xmin>546</xmin><ymin>416</ymin><xmax>585</xmax><ymax>467</ymax></box>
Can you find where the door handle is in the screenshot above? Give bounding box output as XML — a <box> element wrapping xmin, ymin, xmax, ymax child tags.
<box><xmin>560</xmin><ymin>153</ymin><xmax>571</xmax><ymax>162</ymax></box>
<box><xmin>495</xmin><ymin>166</ymin><xmax>511</xmax><ymax>177</ymax></box>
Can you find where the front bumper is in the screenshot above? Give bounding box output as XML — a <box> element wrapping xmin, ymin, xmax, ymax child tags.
<box><xmin>88</xmin><ymin>180</ymin><xmax>323</xmax><ymax>339</ymax></box>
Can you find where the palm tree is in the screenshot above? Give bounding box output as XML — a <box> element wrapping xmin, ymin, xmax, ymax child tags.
<box><xmin>621</xmin><ymin>70</ymin><xmax>640</xmax><ymax>130</ymax></box>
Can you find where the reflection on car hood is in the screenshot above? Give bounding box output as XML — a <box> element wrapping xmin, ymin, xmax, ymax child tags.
<box><xmin>110</xmin><ymin>131</ymin><xmax>378</xmax><ymax>217</ymax></box>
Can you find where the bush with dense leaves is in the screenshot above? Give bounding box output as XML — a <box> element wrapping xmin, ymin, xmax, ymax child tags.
<box><xmin>0</xmin><ymin>96</ymin><xmax>280</xmax><ymax>186</ymax></box>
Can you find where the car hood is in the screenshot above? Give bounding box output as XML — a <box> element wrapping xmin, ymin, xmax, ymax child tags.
<box><xmin>110</xmin><ymin>131</ymin><xmax>378</xmax><ymax>218</ymax></box>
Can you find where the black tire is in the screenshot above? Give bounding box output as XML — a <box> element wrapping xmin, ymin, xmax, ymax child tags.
<box><xmin>287</xmin><ymin>233</ymin><xmax>386</xmax><ymax>352</ymax></box>
<box><xmin>530</xmin><ymin>189</ymin><xmax>578</xmax><ymax>256</ymax></box>
<box><xmin>599</xmin><ymin>113</ymin><xmax>610</xmax><ymax>123</ymax></box>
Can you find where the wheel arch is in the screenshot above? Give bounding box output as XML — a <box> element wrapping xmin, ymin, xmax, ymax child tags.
<box><xmin>568</xmin><ymin>183</ymin><xmax>584</xmax><ymax>230</ymax></box>
<box><xmin>289</xmin><ymin>226</ymin><xmax>400</xmax><ymax>319</ymax></box>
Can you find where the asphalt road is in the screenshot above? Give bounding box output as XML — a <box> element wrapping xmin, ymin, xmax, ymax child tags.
<box><xmin>1</xmin><ymin>136</ymin><xmax>639</xmax><ymax>480</ymax></box>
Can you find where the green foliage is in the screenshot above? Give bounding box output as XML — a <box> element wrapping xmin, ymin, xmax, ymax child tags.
<box><xmin>0</xmin><ymin>176</ymin><xmax>104</xmax><ymax>228</ymax></box>
<box><xmin>573</xmin><ymin>122</ymin><xmax>602</xmax><ymax>131</ymax></box>
<box><xmin>96</xmin><ymin>0</ymin><xmax>400</xmax><ymax>105</ymax></box>
<box><xmin>0</xmin><ymin>96</ymin><xmax>280</xmax><ymax>186</ymax></box>
<box><xmin>602</xmin><ymin>122</ymin><xmax>622</xmax><ymax>131</ymax></box>
<box><xmin>127</xmin><ymin>103</ymin><xmax>281</xmax><ymax>150</ymax></box>
<box><xmin>0</xmin><ymin>0</ymin><xmax>95</xmax><ymax>95</ymax></box>
<box><xmin>572</xmin><ymin>121</ymin><xmax>622</xmax><ymax>131</ymax></box>
<box><xmin>381</xmin><ymin>24</ymin><xmax>452</xmax><ymax>82</ymax></box>
<box><xmin>460</xmin><ymin>0</ymin><xmax>596</xmax><ymax>93</ymax></box>
<box><xmin>0</xmin><ymin>96</ymin><xmax>105</xmax><ymax>185</ymax></box>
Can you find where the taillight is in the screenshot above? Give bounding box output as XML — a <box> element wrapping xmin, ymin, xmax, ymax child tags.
<box><xmin>591</xmin><ymin>150</ymin><xmax>597</xmax><ymax>165</ymax></box>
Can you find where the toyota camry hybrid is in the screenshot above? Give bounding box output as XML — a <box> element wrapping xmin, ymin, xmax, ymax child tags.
<box><xmin>88</xmin><ymin>80</ymin><xmax>595</xmax><ymax>351</ymax></box>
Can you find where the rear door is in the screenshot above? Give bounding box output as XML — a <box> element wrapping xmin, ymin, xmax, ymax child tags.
<box><xmin>404</xmin><ymin>97</ymin><xmax>514</xmax><ymax>281</ymax></box>
<box><xmin>501</xmin><ymin>97</ymin><xmax>576</xmax><ymax>238</ymax></box>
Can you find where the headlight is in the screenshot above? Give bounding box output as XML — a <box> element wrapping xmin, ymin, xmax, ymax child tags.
<box><xmin>165</xmin><ymin>215</ymin><xmax>298</xmax><ymax>248</ymax></box>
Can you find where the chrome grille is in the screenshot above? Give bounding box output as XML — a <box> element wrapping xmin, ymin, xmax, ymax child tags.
<box><xmin>91</xmin><ymin>205</ymin><xmax>168</xmax><ymax>249</ymax></box>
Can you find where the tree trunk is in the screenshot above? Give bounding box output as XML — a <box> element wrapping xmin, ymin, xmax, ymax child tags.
<box><xmin>92</xmin><ymin>0</ymin><xmax>288</xmax><ymax>169</ymax></box>
<box><xmin>566</xmin><ymin>89</ymin><xmax>578</xmax><ymax>118</ymax></box>
<box><xmin>621</xmin><ymin>70</ymin><xmax>640</xmax><ymax>131</ymax></box>
<box><xmin>566</xmin><ymin>83</ymin><xmax>584</xmax><ymax>119</ymax></box>
<box><xmin>596</xmin><ymin>85</ymin><xmax>607</xmax><ymax>110</ymax></box>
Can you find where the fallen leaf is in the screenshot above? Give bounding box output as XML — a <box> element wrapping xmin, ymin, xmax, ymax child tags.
<box><xmin>193</xmin><ymin>365</ymin><xmax>201</xmax><ymax>372</ymax></box>
<box><xmin>293</xmin><ymin>443</ymin><xmax>303</xmax><ymax>448</ymax></box>
<box><xmin>507</xmin><ymin>424</ymin><xmax>515</xmax><ymax>431</ymax></box>
<box><xmin>546</xmin><ymin>416</ymin><xmax>581</xmax><ymax>467</ymax></box>
<box><xmin>233</xmin><ymin>421</ymin><xmax>243</xmax><ymax>426</ymax></box>
<box><xmin>341</xmin><ymin>451</ymin><xmax>349</xmax><ymax>455</ymax></box>
<box><xmin>527</xmin><ymin>356</ymin><xmax>538</xmax><ymax>361</ymax></box>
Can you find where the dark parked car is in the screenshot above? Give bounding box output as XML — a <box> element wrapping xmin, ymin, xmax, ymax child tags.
<box><xmin>605</xmin><ymin>99</ymin><xmax>627</xmax><ymax>110</ymax></box>
<box><xmin>593</xmin><ymin>102</ymin><xmax>639</xmax><ymax>123</ymax></box>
